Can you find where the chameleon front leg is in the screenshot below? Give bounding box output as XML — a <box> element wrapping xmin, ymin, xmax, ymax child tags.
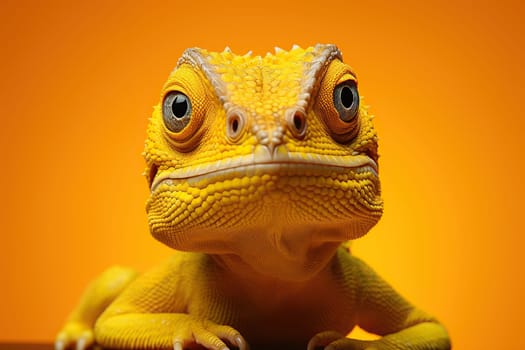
<box><xmin>90</xmin><ymin>256</ymin><xmax>248</xmax><ymax>350</ymax></box>
<box><xmin>95</xmin><ymin>313</ymin><xmax>247</xmax><ymax>350</ymax></box>
<box><xmin>308</xmin><ymin>256</ymin><xmax>450</xmax><ymax>350</ymax></box>
<box><xmin>55</xmin><ymin>266</ymin><xmax>138</xmax><ymax>350</ymax></box>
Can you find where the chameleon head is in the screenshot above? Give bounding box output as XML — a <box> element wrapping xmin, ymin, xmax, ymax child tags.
<box><xmin>144</xmin><ymin>44</ymin><xmax>383</xmax><ymax>279</ymax></box>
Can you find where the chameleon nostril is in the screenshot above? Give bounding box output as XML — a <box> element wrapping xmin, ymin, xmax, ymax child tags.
<box><xmin>293</xmin><ymin>113</ymin><xmax>304</xmax><ymax>131</ymax></box>
<box><xmin>231</xmin><ymin>118</ymin><xmax>239</xmax><ymax>133</ymax></box>
<box><xmin>226</xmin><ymin>111</ymin><xmax>245</xmax><ymax>142</ymax></box>
<box><xmin>286</xmin><ymin>109</ymin><xmax>307</xmax><ymax>139</ymax></box>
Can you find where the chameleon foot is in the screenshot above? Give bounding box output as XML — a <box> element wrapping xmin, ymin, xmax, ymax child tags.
<box><xmin>307</xmin><ymin>331</ymin><xmax>372</xmax><ymax>350</ymax></box>
<box><xmin>55</xmin><ymin>322</ymin><xmax>94</xmax><ymax>350</ymax></box>
<box><xmin>173</xmin><ymin>318</ymin><xmax>247</xmax><ymax>350</ymax></box>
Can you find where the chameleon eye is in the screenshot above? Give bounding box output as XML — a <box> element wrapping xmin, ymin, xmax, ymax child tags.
<box><xmin>316</xmin><ymin>77</ymin><xmax>360</xmax><ymax>144</ymax></box>
<box><xmin>333</xmin><ymin>81</ymin><xmax>359</xmax><ymax>122</ymax></box>
<box><xmin>162</xmin><ymin>91</ymin><xmax>192</xmax><ymax>133</ymax></box>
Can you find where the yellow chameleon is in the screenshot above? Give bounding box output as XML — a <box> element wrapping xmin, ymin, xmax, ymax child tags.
<box><xmin>55</xmin><ymin>44</ymin><xmax>450</xmax><ymax>350</ymax></box>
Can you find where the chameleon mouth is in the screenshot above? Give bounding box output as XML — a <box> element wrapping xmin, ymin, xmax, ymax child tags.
<box><xmin>150</xmin><ymin>152</ymin><xmax>378</xmax><ymax>192</ymax></box>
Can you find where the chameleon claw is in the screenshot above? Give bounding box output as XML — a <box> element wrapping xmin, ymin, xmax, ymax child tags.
<box><xmin>235</xmin><ymin>334</ymin><xmax>247</xmax><ymax>350</ymax></box>
<box><xmin>76</xmin><ymin>338</ymin><xmax>86</xmax><ymax>350</ymax></box>
<box><xmin>54</xmin><ymin>339</ymin><xmax>65</xmax><ymax>350</ymax></box>
<box><xmin>307</xmin><ymin>331</ymin><xmax>344</xmax><ymax>350</ymax></box>
<box><xmin>173</xmin><ymin>340</ymin><xmax>183</xmax><ymax>350</ymax></box>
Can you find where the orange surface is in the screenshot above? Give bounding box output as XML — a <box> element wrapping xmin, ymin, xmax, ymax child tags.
<box><xmin>1</xmin><ymin>0</ymin><xmax>524</xmax><ymax>348</ymax></box>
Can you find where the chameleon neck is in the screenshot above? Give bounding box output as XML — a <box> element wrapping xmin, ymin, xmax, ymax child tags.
<box><xmin>209</xmin><ymin>232</ymin><xmax>342</xmax><ymax>283</ymax></box>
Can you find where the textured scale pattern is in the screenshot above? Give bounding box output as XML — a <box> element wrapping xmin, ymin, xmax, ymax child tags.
<box><xmin>144</xmin><ymin>45</ymin><xmax>382</xmax><ymax>250</ymax></box>
<box><xmin>56</xmin><ymin>44</ymin><xmax>450</xmax><ymax>350</ymax></box>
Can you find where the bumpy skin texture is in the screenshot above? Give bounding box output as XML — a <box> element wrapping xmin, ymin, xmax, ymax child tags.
<box><xmin>56</xmin><ymin>44</ymin><xmax>450</xmax><ymax>350</ymax></box>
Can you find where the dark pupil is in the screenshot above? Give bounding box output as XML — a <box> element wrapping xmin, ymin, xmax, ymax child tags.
<box><xmin>171</xmin><ymin>95</ymin><xmax>188</xmax><ymax>118</ymax></box>
<box><xmin>340</xmin><ymin>86</ymin><xmax>354</xmax><ymax>109</ymax></box>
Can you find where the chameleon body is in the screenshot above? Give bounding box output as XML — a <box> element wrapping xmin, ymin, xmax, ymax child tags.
<box><xmin>56</xmin><ymin>44</ymin><xmax>450</xmax><ymax>350</ymax></box>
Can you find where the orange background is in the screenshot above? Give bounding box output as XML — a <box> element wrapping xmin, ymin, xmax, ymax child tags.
<box><xmin>1</xmin><ymin>0</ymin><xmax>524</xmax><ymax>348</ymax></box>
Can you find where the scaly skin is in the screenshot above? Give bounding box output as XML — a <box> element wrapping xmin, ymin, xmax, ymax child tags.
<box><xmin>56</xmin><ymin>44</ymin><xmax>450</xmax><ymax>350</ymax></box>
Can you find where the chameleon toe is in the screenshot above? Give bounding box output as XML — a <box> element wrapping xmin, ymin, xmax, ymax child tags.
<box><xmin>234</xmin><ymin>334</ymin><xmax>247</xmax><ymax>350</ymax></box>
<box><xmin>173</xmin><ymin>341</ymin><xmax>183</xmax><ymax>350</ymax></box>
<box><xmin>54</xmin><ymin>338</ymin><xmax>66</xmax><ymax>350</ymax></box>
<box><xmin>307</xmin><ymin>331</ymin><xmax>344</xmax><ymax>350</ymax></box>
